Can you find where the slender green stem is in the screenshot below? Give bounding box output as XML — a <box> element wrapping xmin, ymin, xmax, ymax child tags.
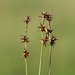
<box><xmin>48</xmin><ymin>21</ymin><xmax>52</xmax><ymax>75</ymax></box>
<box><xmin>24</xmin><ymin>42</ymin><xmax>28</xmax><ymax>75</ymax></box>
<box><xmin>48</xmin><ymin>46</ymin><xmax>52</xmax><ymax>75</ymax></box>
<box><xmin>42</xmin><ymin>18</ymin><xmax>45</xmax><ymax>25</ymax></box>
<box><xmin>25</xmin><ymin>42</ymin><xmax>27</xmax><ymax>49</ymax></box>
<box><xmin>38</xmin><ymin>32</ymin><xmax>44</xmax><ymax>75</ymax></box>
<box><xmin>24</xmin><ymin>23</ymin><xmax>27</xmax><ymax>49</ymax></box>
<box><xmin>25</xmin><ymin>24</ymin><xmax>28</xmax><ymax>35</ymax></box>
<box><xmin>25</xmin><ymin>25</ymin><xmax>28</xmax><ymax>75</ymax></box>
<box><xmin>41</xmin><ymin>32</ymin><xmax>44</xmax><ymax>38</ymax></box>
<box><xmin>25</xmin><ymin>59</ymin><xmax>28</xmax><ymax>75</ymax></box>
<box><xmin>38</xmin><ymin>42</ymin><xmax>43</xmax><ymax>75</ymax></box>
<box><xmin>48</xmin><ymin>21</ymin><xmax>51</xmax><ymax>29</ymax></box>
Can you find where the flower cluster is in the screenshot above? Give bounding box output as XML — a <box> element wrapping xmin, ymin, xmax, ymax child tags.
<box><xmin>22</xmin><ymin>48</ymin><xmax>29</xmax><ymax>58</ymax></box>
<box><xmin>21</xmin><ymin>16</ymin><xmax>31</xmax><ymax>58</ymax></box>
<box><xmin>23</xmin><ymin>16</ymin><xmax>30</xmax><ymax>25</ymax></box>
<box><xmin>50</xmin><ymin>36</ymin><xmax>57</xmax><ymax>47</ymax></box>
<box><xmin>21</xmin><ymin>35</ymin><xmax>29</xmax><ymax>43</ymax></box>
<box><xmin>39</xmin><ymin>12</ymin><xmax>53</xmax><ymax>25</ymax></box>
<box><xmin>38</xmin><ymin>11</ymin><xmax>57</xmax><ymax>75</ymax></box>
<box><xmin>41</xmin><ymin>35</ymin><xmax>48</xmax><ymax>46</ymax></box>
<box><xmin>23</xmin><ymin>16</ymin><xmax>31</xmax><ymax>33</ymax></box>
<box><xmin>38</xmin><ymin>23</ymin><xmax>45</xmax><ymax>32</ymax></box>
<box><xmin>20</xmin><ymin>12</ymin><xmax>57</xmax><ymax>75</ymax></box>
<box><xmin>38</xmin><ymin>11</ymin><xmax>57</xmax><ymax>47</ymax></box>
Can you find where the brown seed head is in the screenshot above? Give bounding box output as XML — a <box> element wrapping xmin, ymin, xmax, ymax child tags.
<box><xmin>39</xmin><ymin>11</ymin><xmax>47</xmax><ymax>18</ymax></box>
<box><xmin>50</xmin><ymin>36</ymin><xmax>57</xmax><ymax>47</ymax></box>
<box><xmin>46</xmin><ymin>13</ymin><xmax>53</xmax><ymax>22</ymax></box>
<box><xmin>41</xmin><ymin>35</ymin><xmax>48</xmax><ymax>46</ymax></box>
<box><xmin>23</xmin><ymin>16</ymin><xmax>31</xmax><ymax>25</ymax></box>
<box><xmin>45</xmin><ymin>28</ymin><xmax>53</xmax><ymax>36</ymax></box>
<box><xmin>38</xmin><ymin>23</ymin><xmax>45</xmax><ymax>32</ymax></box>
<box><xmin>22</xmin><ymin>48</ymin><xmax>29</xmax><ymax>58</ymax></box>
<box><xmin>21</xmin><ymin>35</ymin><xmax>29</xmax><ymax>43</ymax></box>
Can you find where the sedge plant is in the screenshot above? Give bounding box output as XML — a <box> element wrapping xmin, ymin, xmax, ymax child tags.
<box><xmin>38</xmin><ymin>11</ymin><xmax>57</xmax><ymax>75</ymax></box>
<box><xmin>20</xmin><ymin>12</ymin><xmax>57</xmax><ymax>75</ymax></box>
<box><xmin>21</xmin><ymin>16</ymin><xmax>30</xmax><ymax>75</ymax></box>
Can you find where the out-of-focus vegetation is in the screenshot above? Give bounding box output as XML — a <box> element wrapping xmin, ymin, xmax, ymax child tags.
<box><xmin>0</xmin><ymin>0</ymin><xmax>75</xmax><ymax>75</ymax></box>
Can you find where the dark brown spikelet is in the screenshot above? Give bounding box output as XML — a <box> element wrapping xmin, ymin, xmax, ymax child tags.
<box><xmin>23</xmin><ymin>16</ymin><xmax>30</xmax><ymax>25</ymax></box>
<box><xmin>21</xmin><ymin>35</ymin><xmax>29</xmax><ymax>43</ymax></box>
<box><xmin>39</xmin><ymin>11</ymin><xmax>47</xmax><ymax>18</ymax></box>
<box><xmin>22</xmin><ymin>48</ymin><xmax>29</xmax><ymax>58</ymax></box>
<box><xmin>46</xmin><ymin>13</ymin><xmax>53</xmax><ymax>22</ymax></box>
<box><xmin>38</xmin><ymin>23</ymin><xmax>45</xmax><ymax>32</ymax></box>
<box><xmin>46</xmin><ymin>13</ymin><xmax>53</xmax><ymax>28</ymax></box>
<box><xmin>23</xmin><ymin>16</ymin><xmax>31</xmax><ymax>34</ymax></box>
<box><xmin>41</xmin><ymin>35</ymin><xmax>48</xmax><ymax>46</ymax></box>
<box><xmin>45</xmin><ymin>28</ymin><xmax>53</xmax><ymax>36</ymax></box>
<box><xmin>39</xmin><ymin>12</ymin><xmax>48</xmax><ymax>24</ymax></box>
<box><xmin>50</xmin><ymin>36</ymin><xmax>57</xmax><ymax>47</ymax></box>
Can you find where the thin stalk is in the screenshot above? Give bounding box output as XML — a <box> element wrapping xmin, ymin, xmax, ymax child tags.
<box><xmin>38</xmin><ymin>42</ymin><xmax>43</xmax><ymax>75</ymax></box>
<box><xmin>25</xmin><ymin>27</ymin><xmax>28</xmax><ymax>75</ymax></box>
<box><xmin>26</xmin><ymin>25</ymin><xmax>28</xmax><ymax>35</ymax></box>
<box><xmin>24</xmin><ymin>42</ymin><xmax>28</xmax><ymax>75</ymax></box>
<box><xmin>25</xmin><ymin>24</ymin><xmax>28</xmax><ymax>49</ymax></box>
<box><xmin>42</xmin><ymin>18</ymin><xmax>45</xmax><ymax>25</ymax></box>
<box><xmin>25</xmin><ymin>42</ymin><xmax>26</xmax><ymax>49</ymax></box>
<box><xmin>48</xmin><ymin>46</ymin><xmax>52</xmax><ymax>75</ymax></box>
<box><xmin>48</xmin><ymin>21</ymin><xmax>52</xmax><ymax>75</ymax></box>
<box><xmin>38</xmin><ymin>32</ymin><xmax>44</xmax><ymax>75</ymax></box>
<box><xmin>25</xmin><ymin>59</ymin><xmax>28</xmax><ymax>75</ymax></box>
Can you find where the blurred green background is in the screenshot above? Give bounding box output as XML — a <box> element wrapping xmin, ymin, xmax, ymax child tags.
<box><xmin>0</xmin><ymin>0</ymin><xmax>75</xmax><ymax>75</ymax></box>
